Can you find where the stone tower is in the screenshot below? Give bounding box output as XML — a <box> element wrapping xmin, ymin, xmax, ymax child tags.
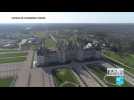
<box><xmin>57</xmin><ymin>39</ymin><xmax>68</xmax><ymax>64</ymax></box>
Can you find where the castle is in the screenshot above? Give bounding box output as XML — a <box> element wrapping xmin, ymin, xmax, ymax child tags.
<box><xmin>36</xmin><ymin>37</ymin><xmax>101</xmax><ymax>67</ymax></box>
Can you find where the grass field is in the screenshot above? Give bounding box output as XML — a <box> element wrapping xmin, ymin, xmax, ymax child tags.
<box><xmin>0</xmin><ymin>52</ymin><xmax>27</xmax><ymax>64</ymax></box>
<box><xmin>43</xmin><ymin>38</ymin><xmax>57</xmax><ymax>49</ymax></box>
<box><xmin>0</xmin><ymin>52</ymin><xmax>27</xmax><ymax>58</ymax></box>
<box><xmin>103</xmin><ymin>50</ymin><xmax>134</xmax><ymax>74</ymax></box>
<box><xmin>53</xmin><ymin>68</ymin><xmax>79</xmax><ymax>87</ymax></box>
<box><xmin>33</xmin><ymin>32</ymin><xmax>45</xmax><ymax>38</ymax></box>
<box><xmin>0</xmin><ymin>49</ymin><xmax>19</xmax><ymax>52</ymax></box>
<box><xmin>0</xmin><ymin>56</ymin><xmax>26</xmax><ymax>64</ymax></box>
<box><xmin>33</xmin><ymin>32</ymin><xmax>57</xmax><ymax>49</ymax></box>
<box><xmin>104</xmin><ymin>50</ymin><xmax>134</xmax><ymax>67</ymax></box>
<box><xmin>87</xmin><ymin>65</ymin><xmax>132</xmax><ymax>87</ymax></box>
<box><xmin>0</xmin><ymin>78</ymin><xmax>13</xmax><ymax>87</ymax></box>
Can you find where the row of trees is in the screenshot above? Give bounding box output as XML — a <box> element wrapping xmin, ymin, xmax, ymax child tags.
<box><xmin>92</xmin><ymin>32</ymin><xmax>134</xmax><ymax>54</ymax></box>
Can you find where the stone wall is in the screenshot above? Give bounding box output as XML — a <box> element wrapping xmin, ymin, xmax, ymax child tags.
<box><xmin>37</xmin><ymin>56</ymin><xmax>45</xmax><ymax>66</ymax></box>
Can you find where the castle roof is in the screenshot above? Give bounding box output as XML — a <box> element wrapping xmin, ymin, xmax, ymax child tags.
<box><xmin>83</xmin><ymin>42</ymin><xmax>92</xmax><ymax>49</ymax></box>
<box><xmin>47</xmin><ymin>48</ymin><xmax>58</xmax><ymax>54</ymax></box>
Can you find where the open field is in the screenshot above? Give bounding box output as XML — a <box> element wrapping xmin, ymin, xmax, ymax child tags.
<box><xmin>43</xmin><ymin>37</ymin><xmax>57</xmax><ymax>49</ymax></box>
<box><xmin>53</xmin><ymin>68</ymin><xmax>80</xmax><ymax>87</ymax></box>
<box><xmin>0</xmin><ymin>56</ymin><xmax>26</xmax><ymax>64</ymax></box>
<box><xmin>33</xmin><ymin>32</ymin><xmax>45</xmax><ymax>38</ymax></box>
<box><xmin>0</xmin><ymin>49</ymin><xmax>19</xmax><ymax>52</ymax></box>
<box><xmin>0</xmin><ymin>78</ymin><xmax>13</xmax><ymax>87</ymax></box>
<box><xmin>0</xmin><ymin>52</ymin><xmax>27</xmax><ymax>58</ymax></box>
<box><xmin>104</xmin><ymin>50</ymin><xmax>134</xmax><ymax>67</ymax></box>
<box><xmin>0</xmin><ymin>52</ymin><xmax>27</xmax><ymax>64</ymax></box>
<box><xmin>103</xmin><ymin>50</ymin><xmax>134</xmax><ymax>74</ymax></box>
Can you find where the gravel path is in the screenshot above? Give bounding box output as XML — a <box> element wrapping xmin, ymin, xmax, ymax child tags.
<box><xmin>73</xmin><ymin>65</ymin><xmax>101</xmax><ymax>87</ymax></box>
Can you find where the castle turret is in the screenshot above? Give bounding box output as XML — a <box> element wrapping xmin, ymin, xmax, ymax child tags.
<box><xmin>36</xmin><ymin>46</ymin><xmax>45</xmax><ymax>66</ymax></box>
<box><xmin>57</xmin><ymin>39</ymin><xmax>68</xmax><ymax>64</ymax></box>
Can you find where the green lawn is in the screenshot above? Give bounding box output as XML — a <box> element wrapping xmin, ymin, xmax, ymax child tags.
<box><xmin>0</xmin><ymin>56</ymin><xmax>26</xmax><ymax>64</ymax></box>
<box><xmin>124</xmin><ymin>54</ymin><xmax>134</xmax><ymax>67</ymax></box>
<box><xmin>31</xmin><ymin>44</ymin><xmax>38</xmax><ymax>50</ymax></box>
<box><xmin>43</xmin><ymin>38</ymin><xmax>57</xmax><ymax>49</ymax></box>
<box><xmin>104</xmin><ymin>50</ymin><xmax>134</xmax><ymax>67</ymax></box>
<box><xmin>0</xmin><ymin>49</ymin><xmax>19</xmax><ymax>52</ymax></box>
<box><xmin>0</xmin><ymin>52</ymin><xmax>27</xmax><ymax>58</ymax></box>
<box><xmin>53</xmin><ymin>68</ymin><xmax>79</xmax><ymax>87</ymax></box>
<box><xmin>87</xmin><ymin>65</ymin><xmax>132</xmax><ymax>87</ymax></box>
<box><xmin>0</xmin><ymin>78</ymin><xmax>13</xmax><ymax>87</ymax></box>
<box><xmin>103</xmin><ymin>50</ymin><xmax>134</xmax><ymax>74</ymax></box>
<box><xmin>0</xmin><ymin>51</ymin><xmax>27</xmax><ymax>64</ymax></box>
<box><xmin>33</xmin><ymin>32</ymin><xmax>45</xmax><ymax>38</ymax></box>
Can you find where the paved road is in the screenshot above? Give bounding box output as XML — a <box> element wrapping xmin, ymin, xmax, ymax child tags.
<box><xmin>14</xmin><ymin>49</ymin><xmax>55</xmax><ymax>87</ymax></box>
<box><xmin>73</xmin><ymin>64</ymin><xmax>101</xmax><ymax>87</ymax></box>
<box><xmin>42</xmin><ymin>68</ymin><xmax>55</xmax><ymax>87</ymax></box>
<box><xmin>125</xmin><ymin>74</ymin><xmax>134</xmax><ymax>86</ymax></box>
<box><xmin>15</xmin><ymin>50</ymin><xmax>33</xmax><ymax>87</ymax></box>
<box><xmin>43</xmin><ymin>60</ymin><xmax>104</xmax><ymax>70</ymax></box>
<box><xmin>42</xmin><ymin>61</ymin><xmax>104</xmax><ymax>87</ymax></box>
<box><xmin>83</xmin><ymin>66</ymin><xmax>107</xmax><ymax>87</ymax></box>
<box><xmin>71</xmin><ymin>70</ymin><xmax>86</xmax><ymax>87</ymax></box>
<box><xmin>28</xmin><ymin>68</ymin><xmax>55</xmax><ymax>87</ymax></box>
<box><xmin>0</xmin><ymin>62</ymin><xmax>24</xmax><ymax>71</ymax></box>
<box><xmin>15</xmin><ymin>69</ymin><xmax>30</xmax><ymax>87</ymax></box>
<box><xmin>0</xmin><ymin>60</ymin><xmax>25</xmax><ymax>79</ymax></box>
<box><xmin>29</xmin><ymin>68</ymin><xmax>44</xmax><ymax>87</ymax></box>
<box><xmin>14</xmin><ymin>50</ymin><xmax>55</xmax><ymax>87</ymax></box>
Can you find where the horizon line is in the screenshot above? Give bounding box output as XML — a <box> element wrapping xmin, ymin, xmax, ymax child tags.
<box><xmin>0</xmin><ymin>23</ymin><xmax>134</xmax><ymax>24</ymax></box>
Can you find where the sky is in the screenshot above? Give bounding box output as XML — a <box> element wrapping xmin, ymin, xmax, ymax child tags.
<box><xmin>0</xmin><ymin>12</ymin><xmax>134</xmax><ymax>23</ymax></box>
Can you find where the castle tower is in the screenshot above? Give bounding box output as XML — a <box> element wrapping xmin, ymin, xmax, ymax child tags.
<box><xmin>57</xmin><ymin>39</ymin><xmax>67</xmax><ymax>64</ymax></box>
<box><xmin>36</xmin><ymin>46</ymin><xmax>45</xmax><ymax>66</ymax></box>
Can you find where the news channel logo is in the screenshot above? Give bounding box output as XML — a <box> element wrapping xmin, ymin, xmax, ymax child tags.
<box><xmin>116</xmin><ymin>76</ymin><xmax>124</xmax><ymax>86</ymax></box>
<box><xmin>107</xmin><ymin>68</ymin><xmax>124</xmax><ymax>86</ymax></box>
